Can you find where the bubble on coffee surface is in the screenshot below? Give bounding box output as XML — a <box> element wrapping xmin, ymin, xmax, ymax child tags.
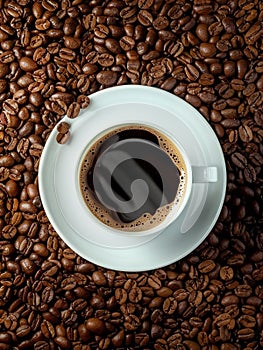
<box><xmin>79</xmin><ymin>125</ymin><xmax>187</xmax><ymax>232</ymax></box>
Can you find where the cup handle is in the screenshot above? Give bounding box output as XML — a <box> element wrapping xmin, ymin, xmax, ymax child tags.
<box><xmin>192</xmin><ymin>166</ymin><xmax>217</xmax><ymax>183</ymax></box>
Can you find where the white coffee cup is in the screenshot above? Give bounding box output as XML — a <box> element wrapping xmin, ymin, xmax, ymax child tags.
<box><xmin>78</xmin><ymin>122</ymin><xmax>218</xmax><ymax>237</ymax></box>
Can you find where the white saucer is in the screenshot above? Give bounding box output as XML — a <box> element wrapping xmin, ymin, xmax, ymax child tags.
<box><xmin>39</xmin><ymin>85</ymin><xmax>226</xmax><ymax>271</ymax></box>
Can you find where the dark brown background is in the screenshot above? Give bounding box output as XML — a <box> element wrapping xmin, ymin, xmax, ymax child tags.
<box><xmin>0</xmin><ymin>0</ymin><xmax>262</xmax><ymax>349</ymax></box>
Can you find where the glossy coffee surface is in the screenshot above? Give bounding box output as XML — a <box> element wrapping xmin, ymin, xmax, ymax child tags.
<box><xmin>79</xmin><ymin>125</ymin><xmax>187</xmax><ymax>231</ymax></box>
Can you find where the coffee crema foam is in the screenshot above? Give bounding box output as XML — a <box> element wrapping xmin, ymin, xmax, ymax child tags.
<box><xmin>79</xmin><ymin>124</ymin><xmax>187</xmax><ymax>232</ymax></box>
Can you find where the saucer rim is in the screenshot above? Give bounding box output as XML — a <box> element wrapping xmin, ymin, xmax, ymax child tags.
<box><xmin>39</xmin><ymin>85</ymin><xmax>226</xmax><ymax>271</ymax></box>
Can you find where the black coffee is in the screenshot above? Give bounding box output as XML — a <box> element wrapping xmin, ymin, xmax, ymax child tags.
<box><xmin>79</xmin><ymin>124</ymin><xmax>187</xmax><ymax>232</ymax></box>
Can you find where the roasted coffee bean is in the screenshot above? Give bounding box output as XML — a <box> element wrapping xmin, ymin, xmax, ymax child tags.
<box><xmin>185</xmin><ymin>64</ymin><xmax>199</xmax><ymax>81</ymax></box>
<box><xmin>238</xmin><ymin>124</ymin><xmax>253</xmax><ymax>142</ymax></box>
<box><xmin>63</xmin><ymin>36</ymin><xmax>81</xmax><ymax>50</ymax></box>
<box><xmin>195</xmin><ymin>23</ymin><xmax>209</xmax><ymax>41</ymax></box>
<box><xmin>231</xmin><ymin>152</ymin><xmax>247</xmax><ymax>169</ymax></box>
<box><xmin>220</xmin><ymin>266</ymin><xmax>234</xmax><ymax>281</ymax></box>
<box><xmin>0</xmin><ymin>333</ymin><xmax>12</xmax><ymax>346</ymax></box>
<box><xmin>91</xmin><ymin>270</ymin><xmax>106</xmax><ymax>286</ymax></box>
<box><xmin>56</xmin><ymin>131</ymin><xmax>70</xmax><ymax>144</ymax></box>
<box><xmin>19</xmin><ymin>57</ymin><xmax>38</xmax><ymax>72</ymax></box>
<box><xmin>3</xmin><ymin>99</ymin><xmax>19</xmax><ymax>115</ymax></box>
<box><xmin>5</xmin><ymin>179</ymin><xmax>19</xmax><ymax>197</ymax></box>
<box><xmin>29</xmin><ymin>92</ymin><xmax>44</xmax><ymax>107</ymax></box>
<box><xmin>67</xmin><ymin>102</ymin><xmax>80</xmax><ymax>119</ymax></box>
<box><xmin>19</xmin><ymin>258</ymin><xmax>36</xmax><ymax>275</ymax></box>
<box><xmin>199</xmin><ymin>73</ymin><xmax>214</xmax><ymax>86</ymax></box>
<box><xmin>115</xmin><ymin>288</ymin><xmax>127</xmax><ymax>304</ymax></box>
<box><xmin>0</xmin><ymin>50</ymin><xmax>15</xmax><ymax>64</ymax></box>
<box><xmin>16</xmin><ymin>324</ymin><xmax>31</xmax><ymax>338</ymax></box>
<box><xmin>85</xmin><ymin>318</ymin><xmax>106</xmax><ymax>335</ymax></box>
<box><xmin>96</xmin><ymin>71</ymin><xmax>118</xmax><ymax>86</ymax></box>
<box><xmin>200</xmin><ymin>43</ymin><xmax>217</xmax><ymax>57</ymax></box>
<box><xmin>0</xmin><ymin>155</ymin><xmax>15</xmax><ymax>167</ymax></box>
<box><xmin>244</xmin><ymin>165</ymin><xmax>257</xmax><ymax>183</ymax></box>
<box><xmin>54</xmin><ymin>336</ymin><xmax>71</xmax><ymax>349</ymax></box>
<box><xmin>198</xmin><ymin>260</ymin><xmax>216</xmax><ymax>273</ymax></box>
<box><xmin>57</xmin><ymin>122</ymin><xmax>70</xmax><ymax>134</ymax></box>
<box><xmin>51</xmin><ymin>99</ymin><xmax>67</xmax><ymax>116</ymax></box>
<box><xmin>119</xmin><ymin>36</ymin><xmax>135</xmax><ymax>51</ymax></box>
<box><xmin>98</xmin><ymin>53</ymin><xmax>115</xmax><ymax>67</ymax></box>
<box><xmin>148</xmin><ymin>275</ymin><xmax>162</xmax><ymax>289</ymax></box>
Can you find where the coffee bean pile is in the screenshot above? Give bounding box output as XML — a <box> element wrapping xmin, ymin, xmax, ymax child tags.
<box><xmin>0</xmin><ymin>0</ymin><xmax>262</xmax><ymax>349</ymax></box>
